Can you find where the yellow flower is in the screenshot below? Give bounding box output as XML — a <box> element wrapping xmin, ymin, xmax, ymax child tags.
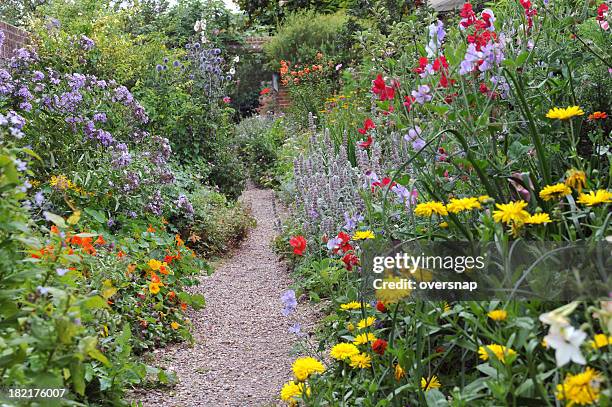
<box><xmin>170</xmin><ymin>321</ymin><xmax>180</xmax><ymax>330</ymax></box>
<box><xmin>577</xmin><ymin>189</ymin><xmax>612</xmax><ymax>206</ymax></box>
<box><xmin>357</xmin><ymin>316</ymin><xmax>376</xmax><ymax>330</ymax></box>
<box><xmin>546</xmin><ymin>106</ymin><xmax>585</xmax><ymax>120</ymax></box>
<box><xmin>539</xmin><ymin>183</ymin><xmax>571</xmax><ymax>201</ymax></box>
<box><xmin>394</xmin><ymin>364</ymin><xmax>406</xmax><ymax>381</ymax></box>
<box><xmin>525</xmin><ymin>213</ymin><xmax>552</xmax><ymax>225</ymax></box>
<box><xmin>439</xmin><ymin>221</ymin><xmax>449</xmax><ymax>228</ymax></box>
<box><xmin>353</xmin><ymin>333</ymin><xmax>376</xmax><ymax>345</ymax></box>
<box><xmin>414</xmin><ymin>201</ymin><xmax>448</xmax><ymax>217</ymax></box>
<box><xmin>478</xmin><ymin>195</ymin><xmax>492</xmax><ymax>203</ymax></box>
<box><xmin>478</xmin><ymin>344</ymin><xmax>517</xmax><ymax>363</ymax></box>
<box><xmin>442</xmin><ymin>302</ymin><xmax>451</xmax><ymax>313</ymax></box>
<box><xmin>148</xmin><ymin>259</ymin><xmax>162</xmax><ymax>271</ymax></box>
<box><xmin>280</xmin><ymin>380</ymin><xmax>306</xmax><ymax>402</ymax></box>
<box><xmin>590</xmin><ymin>334</ymin><xmax>612</xmax><ymax>349</ymax></box>
<box><xmin>292</xmin><ymin>357</ymin><xmax>325</xmax><ymax>381</ymax></box>
<box><xmin>421</xmin><ymin>375</ymin><xmax>441</xmax><ymax>391</ymax></box>
<box><xmin>330</xmin><ymin>343</ymin><xmax>360</xmax><ymax>360</ymax></box>
<box><xmin>353</xmin><ymin>230</ymin><xmax>375</xmax><ymax>240</ymax></box>
<box><xmin>346</xmin><ymin>322</ymin><xmax>355</xmax><ymax>332</ymax></box>
<box><xmin>149</xmin><ymin>282</ymin><xmax>161</xmax><ymax>294</ymax></box>
<box><xmin>492</xmin><ymin>201</ymin><xmax>530</xmax><ymax>225</ymax></box>
<box><xmin>487</xmin><ymin>309</ymin><xmax>508</xmax><ymax>321</ymax></box>
<box><xmin>565</xmin><ymin>169</ymin><xmax>587</xmax><ymax>192</ymax></box>
<box><xmin>556</xmin><ymin>368</ymin><xmax>603</xmax><ymax>406</ymax></box>
<box><xmin>446</xmin><ymin>197</ymin><xmax>481</xmax><ymax>213</ymax></box>
<box><xmin>49</xmin><ymin>174</ymin><xmax>74</xmax><ymax>191</ymax></box>
<box><xmin>340</xmin><ymin>301</ymin><xmax>368</xmax><ymax>310</ymax></box>
<box><xmin>376</xmin><ymin>276</ymin><xmax>412</xmax><ymax>303</ymax></box>
<box><xmin>349</xmin><ymin>353</ymin><xmax>372</xmax><ymax>369</ymax></box>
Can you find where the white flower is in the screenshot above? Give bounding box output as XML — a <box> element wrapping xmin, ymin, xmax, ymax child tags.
<box><xmin>233</xmin><ymin>55</ymin><xmax>240</xmax><ymax>63</ymax></box>
<box><xmin>544</xmin><ymin>324</ymin><xmax>586</xmax><ymax>367</ymax></box>
<box><xmin>229</xmin><ymin>68</ymin><xmax>235</xmax><ymax>75</ymax></box>
<box><xmin>194</xmin><ymin>20</ymin><xmax>202</xmax><ymax>32</ymax></box>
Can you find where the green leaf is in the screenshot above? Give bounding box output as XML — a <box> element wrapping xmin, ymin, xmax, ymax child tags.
<box><xmin>70</xmin><ymin>361</ymin><xmax>86</xmax><ymax>396</ymax></box>
<box><xmin>84</xmin><ymin>207</ymin><xmax>106</xmax><ymax>223</ymax></box>
<box><xmin>425</xmin><ymin>389</ymin><xmax>448</xmax><ymax>406</ymax></box>
<box><xmin>43</xmin><ymin>211</ymin><xmax>67</xmax><ymax>229</ymax></box>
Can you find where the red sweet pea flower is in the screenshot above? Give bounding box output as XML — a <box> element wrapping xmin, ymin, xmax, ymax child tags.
<box><xmin>260</xmin><ymin>87</ymin><xmax>271</xmax><ymax>95</ymax></box>
<box><xmin>358</xmin><ymin>118</ymin><xmax>376</xmax><ymax>134</ymax></box>
<box><xmin>414</xmin><ymin>56</ymin><xmax>429</xmax><ymax>74</ymax></box>
<box><xmin>376</xmin><ymin>300</ymin><xmax>387</xmax><ymax>313</ymax></box>
<box><xmin>403</xmin><ymin>95</ymin><xmax>415</xmax><ymax>111</ymax></box>
<box><xmin>432</xmin><ymin>56</ymin><xmax>449</xmax><ymax>72</ymax></box>
<box><xmin>342</xmin><ymin>252</ymin><xmax>360</xmax><ymax>271</ymax></box>
<box><xmin>289</xmin><ymin>235</ymin><xmax>307</xmax><ymax>255</ymax></box>
<box><xmin>371</xmin><ymin>74</ymin><xmax>395</xmax><ymax>101</ymax></box>
<box><xmin>358</xmin><ymin>136</ymin><xmax>373</xmax><ymax>149</ymax></box>
<box><xmin>372</xmin><ymin>338</ymin><xmax>388</xmax><ymax>355</ymax></box>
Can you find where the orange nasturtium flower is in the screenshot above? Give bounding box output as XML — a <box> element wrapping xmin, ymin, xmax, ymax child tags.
<box><xmin>588</xmin><ymin>111</ymin><xmax>608</xmax><ymax>120</ymax></box>
<box><xmin>150</xmin><ymin>272</ymin><xmax>161</xmax><ymax>284</ymax></box>
<box><xmin>148</xmin><ymin>259</ymin><xmax>162</xmax><ymax>271</ymax></box>
<box><xmin>171</xmin><ymin>322</ymin><xmax>180</xmax><ymax>330</ymax></box>
<box><xmin>175</xmin><ymin>234</ymin><xmax>185</xmax><ymax>247</ymax></box>
<box><xmin>180</xmin><ymin>302</ymin><xmax>187</xmax><ymax>311</ymax></box>
<box><xmin>149</xmin><ymin>282</ymin><xmax>161</xmax><ymax>294</ymax></box>
<box><xmin>147</xmin><ymin>224</ymin><xmax>156</xmax><ymax>233</ymax></box>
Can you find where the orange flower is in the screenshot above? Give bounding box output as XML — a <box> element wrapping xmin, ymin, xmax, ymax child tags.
<box><xmin>588</xmin><ymin>111</ymin><xmax>608</xmax><ymax>120</ymax></box>
<box><xmin>126</xmin><ymin>264</ymin><xmax>136</xmax><ymax>275</ymax></box>
<box><xmin>149</xmin><ymin>282</ymin><xmax>161</xmax><ymax>294</ymax></box>
<box><xmin>167</xmin><ymin>291</ymin><xmax>176</xmax><ymax>300</ymax></box>
<box><xmin>180</xmin><ymin>302</ymin><xmax>187</xmax><ymax>311</ymax></box>
<box><xmin>94</xmin><ymin>235</ymin><xmax>105</xmax><ymax>245</ymax></box>
<box><xmin>162</xmin><ymin>217</ymin><xmax>169</xmax><ymax>225</ymax></box>
<box><xmin>170</xmin><ymin>321</ymin><xmax>180</xmax><ymax>330</ymax></box>
<box><xmin>175</xmin><ymin>234</ymin><xmax>184</xmax><ymax>247</ymax></box>
<box><xmin>117</xmin><ymin>250</ymin><xmax>125</xmax><ymax>258</ymax></box>
<box><xmin>159</xmin><ymin>264</ymin><xmax>169</xmax><ymax>275</ymax></box>
<box><xmin>147</xmin><ymin>224</ymin><xmax>156</xmax><ymax>233</ymax></box>
<box><xmin>151</xmin><ymin>272</ymin><xmax>161</xmax><ymax>283</ymax></box>
<box><xmin>50</xmin><ymin>225</ymin><xmax>59</xmax><ymax>235</ymax></box>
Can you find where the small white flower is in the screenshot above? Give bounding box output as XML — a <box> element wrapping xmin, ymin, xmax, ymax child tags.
<box><xmin>233</xmin><ymin>55</ymin><xmax>240</xmax><ymax>63</ymax></box>
<box><xmin>229</xmin><ymin>68</ymin><xmax>235</xmax><ymax>75</ymax></box>
<box><xmin>194</xmin><ymin>20</ymin><xmax>202</xmax><ymax>32</ymax></box>
<box><xmin>544</xmin><ymin>324</ymin><xmax>586</xmax><ymax>367</ymax></box>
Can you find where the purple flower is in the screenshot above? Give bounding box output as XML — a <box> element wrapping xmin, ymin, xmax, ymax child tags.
<box><xmin>37</xmin><ymin>286</ymin><xmax>49</xmax><ymax>295</ymax></box>
<box><xmin>326</xmin><ymin>236</ymin><xmax>342</xmax><ymax>251</ymax></box>
<box><xmin>93</xmin><ymin>112</ymin><xmax>107</xmax><ymax>123</ymax></box>
<box><xmin>16</xmin><ymin>86</ymin><xmax>32</xmax><ymax>100</ymax></box>
<box><xmin>404</xmin><ymin>126</ymin><xmax>422</xmax><ymax>142</ymax></box>
<box><xmin>281</xmin><ymin>290</ymin><xmax>297</xmax><ymax>316</ymax></box>
<box><xmin>426</xmin><ymin>20</ymin><xmax>446</xmax><ymax>58</ymax></box>
<box><xmin>0</xmin><ymin>30</ymin><xmax>4</xmax><ymax>49</ymax></box>
<box><xmin>111</xmin><ymin>143</ymin><xmax>132</xmax><ymax>168</ymax></box>
<box><xmin>113</xmin><ymin>85</ymin><xmax>134</xmax><ymax>105</ymax></box>
<box><xmin>95</xmin><ymin>129</ymin><xmax>115</xmax><ymax>147</ymax></box>
<box><xmin>289</xmin><ymin>323</ymin><xmax>302</xmax><ymax>335</ymax></box>
<box><xmin>107</xmin><ymin>218</ymin><xmax>115</xmax><ymax>228</ymax></box>
<box><xmin>7</xmin><ymin>111</ymin><xmax>25</xmax><ymax>129</ymax></box>
<box><xmin>145</xmin><ymin>190</ymin><xmax>164</xmax><ymax>215</ymax></box>
<box><xmin>122</xmin><ymin>172</ymin><xmax>140</xmax><ymax>192</ymax></box>
<box><xmin>459</xmin><ymin>44</ymin><xmax>482</xmax><ymax>75</ymax></box>
<box><xmin>176</xmin><ymin>194</ymin><xmax>194</xmax><ymax>216</ymax></box>
<box><xmin>411</xmin><ymin>85</ymin><xmax>432</xmax><ymax>104</ymax></box>
<box><xmin>79</xmin><ymin>35</ymin><xmax>95</xmax><ymax>51</ymax></box>
<box><xmin>32</xmin><ymin>71</ymin><xmax>45</xmax><ymax>82</ymax></box>
<box><xmin>56</xmin><ymin>268</ymin><xmax>69</xmax><ymax>276</ymax></box>
<box><xmin>343</xmin><ymin>212</ymin><xmax>364</xmax><ymax>231</ymax></box>
<box><xmin>14</xmin><ymin>159</ymin><xmax>27</xmax><ymax>171</ymax></box>
<box><xmin>412</xmin><ymin>138</ymin><xmax>426</xmax><ymax>151</ymax></box>
<box><xmin>19</xmin><ymin>102</ymin><xmax>32</xmax><ymax>112</ymax></box>
<box><xmin>34</xmin><ymin>191</ymin><xmax>45</xmax><ymax>206</ymax></box>
<box><xmin>66</xmin><ymin>73</ymin><xmax>87</xmax><ymax>90</ymax></box>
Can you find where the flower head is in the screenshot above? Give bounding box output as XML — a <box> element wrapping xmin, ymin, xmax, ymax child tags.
<box><xmin>349</xmin><ymin>352</ymin><xmax>372</xmax><ymax>369</ymax></box>
<box><xmin>394</xmin><ymin>364</ymin><xmax>405</xmax><ymax>381</ymax></box>
<box><xmin>539</xmin><ymin>183</ymin><xmax>571</xmax><ymax>201</ymax></box>
<box><xmin>353</xmin><ymin>332</ymin><xmax>376</xmax><ymax>345</ymax></box>
<box><xmin>556</xmin><ymin>368</ymin><xmax>603</xmax><ymax>406</ymax></box>
<box><xmin>292</xmin><ymin>357</ymin><xmax>325</xmax><ymax>381</ymax></box>
<box><xmin>487</xmin><ymin>309</ymin><xmax>508</xmax><ymax>321</ymax></box>
<box><xmin>492</xmin><ymin>201</ymin><xmax>530</xmax><ymax>225</ymax></box>
<box><xmin>280</xmin><ymin>380</ymin><xmax>306</xmax><ymax>403</ymax></box>
<box><xmin>447</xmin><ymin>197</ymin><xmax>481</xmax><ymax>213</ymax></box>
<box><xmin>372</xmin><ymin>338</ymin><xmax>388</xmax><ymax>355</ymax></box>
<box><xmin>352</xmin><ymin>230</ymin><xmax>374</xmax><ymax>240</ymax></box>
<box><xmin>421</xmin><ymin>375</ymin><xmax>441</xmax><ymax>391</ymax></box>
<box><xmin>478</xmin><ymin>344</ymin><xmax>517</xmax><ymax>363</ymax></box>
<box><xmin>577</xmin><ymin>189</ymin><xmax>612</xmax><ymax>206</ymax></box>
<box><xmin>289</xmin><ymin>235</ymin><xmax>307</xmax><ymax>255</ymax></box>
<box><xmin>149</xmin><ymin>282</ymin><xmax>161</xmax><ymax>294</ymax></box>
<box><xmin>525</xmin><ymin>213</ymin><xmax>552</xmax><ymax>225</ymax></box>
<box><xmin>340</xmin><ymin>301</ymin><xmax>367</xmax><ymax>310</ymax></box>
<box><xmin>588</xmin><ymin>111</ymin><xmax>607</xmax><ymax>120</ymax></box>
<box><xmin>590</xmin><ymin>333</ymin><xmax>612</xmax><ymax>349</ymax></box>
<box><xmin>546</xmin><ymin>106</ymin><xmax>585</xmax><ymax>120</ymax></box>
<box><xmin>565</xmin><ymin>169</ymin><xmax>587</xmax><ymax>192</ymax></box>
<box><xmin>330</xmin><ymin>343</ymin><xmax>360</xmax><ymax>360</ymax></box>
<box><xmin>414</xmin><ymin>201</ymin><xmax>448</xmax><ymax>217</ymax></box>
<box><xmin>357</xmin><ymin>316</ymin><xmax>376</xmax><ymax>329</ymax></box>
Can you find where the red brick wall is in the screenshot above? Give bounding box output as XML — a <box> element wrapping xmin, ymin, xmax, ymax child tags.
<box><xmin>0</xmin><ymin>21</ymin><xmax>29</xmax><ymax>60</ymax></box>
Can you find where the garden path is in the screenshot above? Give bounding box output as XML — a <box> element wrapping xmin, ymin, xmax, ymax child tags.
<box><xmin>135</xmin><ymin>184</ymin><xmax>315</xmax><ymax>406</ymax></box>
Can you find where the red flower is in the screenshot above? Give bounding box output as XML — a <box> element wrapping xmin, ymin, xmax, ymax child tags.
<box><xmin>376</xmin><ymin>300</ymin><xmax>387</xmax><ymax>313</ymax></box>
<box><xmin>260</xmin><ymin>87</ymin><xmax>271</xmax><ymax>95</ymax></box>
<box><xmin>342</xmin><ymin>252</ymin><xmax>359</xmax><ymax>271</ymax></box>
<box><xmin>403</xmin><ymin>95</ymin><xmax>415</xmax><ymax>111</ymax></box>
<box><xmin>289</xmin><ymin>235</ymin><xmax>307</xmax><ymax>256</ymax></box>
<box><xmin>432</xmin><ymin>56</ymin><xmax>448</xmax><ymax>72</ymax></box>
<box><xmin>358</xmin><ymin>118</ymin><xmax>376</xmax><ymax>134</ymax></box>
<box><xmin>414</xmin><ymin>57</ymin><xmax>429</xmax><ymax>74</ymax></box>
<box><xmin>371</xmin><ymin>74</ymin><xmax>395</xmax><ymax>101</ymax></box>
<box><xmin>372</xmin><ymin>338</ymin><xmax>388</xmax><ymax>355</ymax></box>
<box><xmin>479</xmin><ymin>83</ymin><xmax>490</xmax><ymax>94</ymax></box>
<box><xmin>358</xmin><ymin>136</ymin><xmax>373</xmax><ymax>149</ymax></box>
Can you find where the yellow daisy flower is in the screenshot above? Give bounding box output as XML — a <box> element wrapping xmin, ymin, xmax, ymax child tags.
<box><xmin>280</xmin><ymin>380</ymin><xmax>306</xmax><ymax>402</ymax></box>
<box><xmin>357</xmin><ymin>316</ymin><xmax>376</xmax><ymax>330</ymax></box>
<box><xmin>525</xmin><ymin>213</ymin><xmax>552</xmax><ymax>225</ymax></box>
<box><xmin>414</xmin><ymin>201</ymin><xmax>448</xmax><ymax>217</ymax></box>
<box><xmin>556</xmin><ymin>368</ymin><xmax>603</xmax><ymax>406</ymax></box>
<box><xmin>421</xmin><ymin>375</ymin><xmax>441</xmax><ymax>391</ymax></box>
<box><xmin>292</xmin><ymin>357</ymin><xmax>325</xmax><ymax>381</ymax></box>
<box><xmin>492</xmin><ymin>201</ymin><xmax>530</xmax><ymax>225</ymax></box>
<box><xmin>478</xmin><ymin>344</ymin><xmax>517</xmax><ymax>363</ymax></box>
<box><xmin>546</xmin><ymin>106</ymin><xmax>585</xmax><ymax>120</ymax></box>
<box><xmin>353</xmin><ymin>230</ymin><xmax>375</xmax><ymax>240</ymax></box>
<box><xmin>330</xmin><ymin>343</ymin><xmax>360</xmax><ymax>360</ymax></box>
<box><xmin>149</xmin><ymin>282</ymin><xmax>161</xmax><ymax>294</ymax></box>
<box><xmin>539</xmin><ymin>183</ymin><xmax>571</xmax><ymax>201</ymax></box>
<box><xmin>353</xmin><ymin>333</ymin><xmax>376</xmax><ymax>345</ymax></box>
<box><xmin>590</xmin><ymin>334</ymin><xmax>612</xmax><ymax>349</ymax></box>
<box><xmin>565</xmin><ymin>169</ymin><xmax>587</xmax><ymax>192</ymax></box>
<box><xmin>349</xmin><ymin>352</ymin><xmax>372</xmax><ymax>369</ymax></box>
<box><xmin>340</xmin><ymin>301</ymin><xmax>368</xmax><ymax>310</ymax></box>
<box><xmin>487</xmin><ymin>309</ymin><xmax>508</xmax><ymax>321</ymax></box>
<box><xmin>446</xmin><ymin>197</ymin><xmax>481</xmax><ymax>213</ymax></box>
<box><xmin>577</xmin><ymin>189</ymin><xmax>612</xmax><ymax>206</ymax></box>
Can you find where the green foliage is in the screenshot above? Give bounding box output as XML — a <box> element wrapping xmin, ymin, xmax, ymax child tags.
<box><xmin>263</xmin><ymin>10</ymin><xmax>351</xmax><ymax>71</ymax></box>
<box><xmin>236</xmin><ymin>0</ymin><xmax>352</xmax><ymax>28</ymax></box>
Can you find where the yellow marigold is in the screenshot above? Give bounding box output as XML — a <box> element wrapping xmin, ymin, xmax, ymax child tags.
<box><xmin>349</xmin><ymin>353</ymin><xmax>372</xmax><ymax>369</ymax></box>
<box><xmin>330</xmin><ymin>343</ymin><xmax>360</xmax><ymax>360</ymax></box>
<box><xmin>292</xmin><ymin>357</ymin><xmax>325</xmax><ymax>381</ymax></box>
<box><xmin>148</xmin><ymin>259</ymin><xmax>162</xmax><ymax>271</ymax></box>
<box><xmin>414</xmin><ymin>201</ymin><xmax>448</xmax><ymax>217</ymax></box>
<box><xmin>539</xmin><ymin>183</ymin><xmax>571</xmax><ymax>201</ymax></box>
<box><xmin>546</xmin><ymin>106</ymin><xmax>585</xmax><ymax>120</ymax></box>
<box><xmin>478</xmin><ymin>344</ymin><xmax>517</xmax><ymax>363</ymax></box>
<box><xmin>421</xmin><ymin>375</ymin><xmax>441</xmax><ymax>391</ymax></box>
<box><xmin>353</xmin><ymin>230</ymin><xmax>375</xmax><ymax>240</ymax></box>
<box><xmin>446</xmin><ymin>197</ymin><xmax>481</xmax><ymax>213</ymax></box>
<box><xmin>353</xmin><ymin>333</ymin><xmax>376</xmax><ymax>345</ymax></box>
<box><xmin>525</xmin><ymin>213</ymin><xmax>552</xmax><ymax>225</ymax></box>
<box><xmin>556</xmin><ymin>368</ymin><xmax>603</xmax><ymax>406</ymax></box>
<box><xmin>394</xmin><ymin>364</ymin><xmax>406</xmax><ymax>381</ymax></box>
<box><xmin>170</xmin><ymin>321</ymin><xmax>179</xmax><ymax>330</ymax></box>
<box><xmin>590</xmin><ymin>334</ymin><xmax>612</xmax><ymax>349</ymax></box>
<box><xmin>357</xmin><ymin>316</ymin><xmax>376</xmax><ymax>330</ymax></box>
<box><xmin>565</xmin><ymin>169</ymin><xmax>587</xmax><ymax>192</ymax></box>
<box><xmin>577</xmin><ymin>189</ymin><xmax>612</xmax><ymax>206</ymax></box>
<box><xmin>280</xmin><ymin>380</ymin><xmax>305</xmax><ymax>403</ymax></box>
<box><xmin>149</xmin><ymin>282</ymin><xmax>161</xmax><ymax>294</ymax></box>
<box><xmin>340</xmin><ymin>301</ymin><xmax>368</xmax><ymax>310</ymax></box>
<box><xmin>478</xmin><ymin>195</ymin><xmax>492</xmax><ymax>203</ymax></box>
<box><xmin>492</xmin><ymin>201</ymin><xmax>530</xmax><ymax>225</ymax></box>
<box><xmin>487</xmin><ymin>309</ymin><xmax>508</xmax><ymax>321</ymax></box>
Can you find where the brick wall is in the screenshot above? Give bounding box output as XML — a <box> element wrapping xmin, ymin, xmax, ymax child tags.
<box><xmin>0</xmin><ymin>21</ymin><xmax>29</xmax><ymax>60</ymax></box>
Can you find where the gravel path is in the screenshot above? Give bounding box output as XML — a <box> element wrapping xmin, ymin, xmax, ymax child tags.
<box><xmin>134</xmin><ymin>185</ymin><xmax>316</xmax><ymax>406</ymax></box>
